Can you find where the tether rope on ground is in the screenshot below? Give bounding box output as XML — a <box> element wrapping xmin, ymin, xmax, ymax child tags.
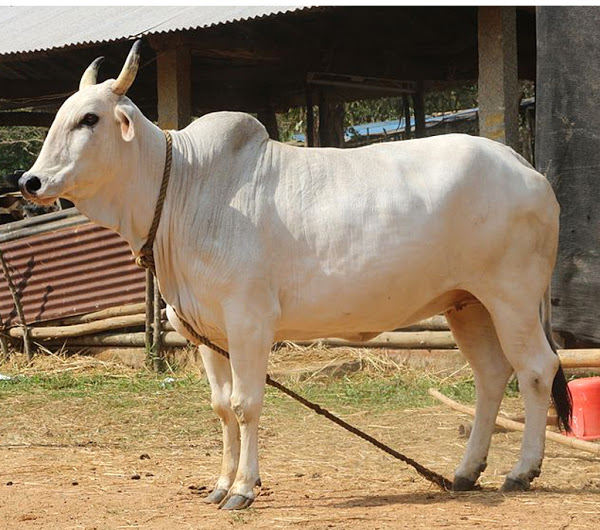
<box><xmin>136</xmin><ymin>128</ymin><xmax>454</xmax><ymax>492</ymax></box>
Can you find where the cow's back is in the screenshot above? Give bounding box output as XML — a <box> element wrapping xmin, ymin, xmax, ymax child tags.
<box><xmin>264</xmin><ymin>134</ymin><xmax>558</xmax><ymax>337</ymax></box>
<box><xmin>164</xmin><ymin>115</ymin><xmax>558</xmax><ymax>339</ymax></box>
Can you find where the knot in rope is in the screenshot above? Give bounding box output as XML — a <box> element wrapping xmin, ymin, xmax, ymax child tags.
<box><xmin>135</xmin><ymin>248</ymin><xmax>155</xmax><ymax>271</ymax></box>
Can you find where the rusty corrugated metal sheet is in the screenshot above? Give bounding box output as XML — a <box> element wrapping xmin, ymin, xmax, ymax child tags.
<box><xmin>0</xmin><ymin>208</ymin><xmax>145</xmax><ymax>327</ymax></box>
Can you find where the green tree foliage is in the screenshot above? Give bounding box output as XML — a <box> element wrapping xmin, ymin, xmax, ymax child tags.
<box><xmin>0</xmin><ymin>126</ymin><xmax>46</xmax><ymax>175</ymax></box>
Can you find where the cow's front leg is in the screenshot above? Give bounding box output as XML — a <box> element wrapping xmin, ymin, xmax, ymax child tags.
<box><xmin>198</xmin><ymin>345</ymin><xmax>240</xmax><ymax>504</ymax></box>
<box><xmin>218</xmin><ymin>315</ymin><xmax>274</xmax><ymax>510</ymax></box>
<box><xmin>166</xmin><ymin>306</ymin><xmax>239</xmax><ymax>503</ymax></box>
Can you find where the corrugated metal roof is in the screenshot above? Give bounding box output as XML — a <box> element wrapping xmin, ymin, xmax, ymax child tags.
<box><xmin>0</xmin><ymin>209</ymin><xmax>145</xmax><ymax>327</ymax></box>
<box><xmin>0</xmin><ymin>6</ymin><xmax>309</xmax><ymax>56</ymax></box>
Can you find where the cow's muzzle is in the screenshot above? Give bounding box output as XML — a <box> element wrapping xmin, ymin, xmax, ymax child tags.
<box><xmin>19</xmin><ymin>172</ymin><xmax>43</xmax><ymax>199</ymax></box>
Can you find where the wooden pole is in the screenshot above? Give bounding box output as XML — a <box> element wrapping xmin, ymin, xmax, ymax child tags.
<box><xmin>403</xmin><ymin>94</ymin><xmax>412</xmax><ymax>140</ymax></box>
<box><xmin>399</xmin><ymin>316</ymin><xmax>449</xmax><ymax>332</ymax></box>
<box><xmin>477</xmin><ymin>6</ymin><xmax>519</xmax><ymax>148</ymax></box>
<box><xmin>257</xmin><ymin>105</ymin><xmax>280</xmax><ymax>141</ymax></box>
<box><xmin>318</xmin><ymin>88</ymin><xmax>345</xmax><ymax>148</ymax></box>
<box><xmin>306</xmin><ymin>86</ymin><xmax>316</xmax><ymax>147</ymax></box>
<box><xmin>8</xmin><ymin>314</ymin><xmax>147</xmax><ymax>339</ymax></box>
<box><xmin>428</xmin><ymin>388</ymin><xmax>600</xmax><ymax>455</ymax></box>
<box><xmin>145</xmin><ymin>269</ymin><xmax>154</xmax><ymax>364</ymax></box>
<box><xmin>0</xmin><ymin>334</ymin><xmax>9</xmax><ymax>358</ymax></box>
<box><xmin>40</xmin><ymin>331</ymin><xmax>188</xmax><ymax>348</ymax></box>
<box><xmin>290</xmin><ymin>331</ymin><xmax>457</xmax><ymax>349</ymax></box>
<box><xmin>556</xmin><ymin>349</ymin><xmax>600</xmax><ymax>369</ymax></box>
<box><xmin>0</xmin><ymin>247</ymin><xmax>32</xmax><ymax>360</ymax></box>
<box><xmin>153</xmin><ymin>41</ymin><xmax>192</xmax><ymax>130</ymax></box>
<box><xmin>57</xmin><ymin>302</ymin><xmax>147</xmax><ymax>326</ymax></box>
<box><xmin>152</xmin><ymin>276</ymin><xmax>164</xmax><ymax>371</ymax></box>
<box><xmin>413</xmin><ymin>80</ymin><xmax>426</xmax><ymax>138</ymax></box>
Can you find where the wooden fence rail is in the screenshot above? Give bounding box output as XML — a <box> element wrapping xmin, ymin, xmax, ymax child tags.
<box><xmin>2</xmin><ymin>304</ymin><xmax>600</xmax><ymax>369</ymax></box>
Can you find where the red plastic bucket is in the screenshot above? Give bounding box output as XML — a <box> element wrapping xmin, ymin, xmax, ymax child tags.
<box><xmin>567</xmin><ymin>376</ymin><xmax>600</xmax><ymax>440</ymax></box>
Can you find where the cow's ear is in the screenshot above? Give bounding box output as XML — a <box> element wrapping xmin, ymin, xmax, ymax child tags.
<box><xmin>115</xmin><ymin>105</ymin><xmax>135</xmax><ymax>142</ymax></box>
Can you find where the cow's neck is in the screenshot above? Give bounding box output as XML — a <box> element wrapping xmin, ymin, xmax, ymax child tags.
<box><xmin>75</xmin><ymin>113</ymin><xmax>167</xmax><ymax>255</ymax></box>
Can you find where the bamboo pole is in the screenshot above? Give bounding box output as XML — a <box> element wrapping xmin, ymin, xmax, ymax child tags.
<box><xmin>292</xmin><ymin>331</ymin><xmax>457</xmax><ymax>349</ymax></box>
<box><xmin>56</xmin><ymin>302</ymin><xmax>147</xmax><ymax>326</ymax></box>
<box><xmin>41</xmin><ymin>331</ymin><xmax>187</xmax><ymax>348</ymax></box>
<box><xmin>558</xmin><ymin>349</ymin><xmax>600</xmax><ymax>369</ymax></box>
<box><xmin>398</xmin><ymin>316</ymin><xmax>449</xmax><ymax>332</ymax></box>
<box><xmin>0</xmin><ymin>246</ymin><xmax>32</xmax><ymax>360</ymax></box>
<box><xmin>8</xmin><ymin>314</ymin><xmax>146</xmax><ymax>339</ymax></box>
<box><xmin>428</xmin><ymin>388</ymin><xmax>600</xmax><ymax>455</ymax></box>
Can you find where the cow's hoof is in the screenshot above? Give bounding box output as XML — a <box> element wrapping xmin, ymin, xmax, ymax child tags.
<box><xmin>203</xmin><ymin>488</ymin><xmax>228</xmax><ymax>504</ymax></box>
<box><xmin>219</xmin><ymin>494</ymin><xmax>254</xmax><ymax>510</ymax></box>
<box><xmin>501</xmin><ymin>477</ymin><xmax>530</xmax><ymax>492</ymax></box>
<box><xmin>452</xmin><ymin>476</ymin><xmax>477</xmax><ymax>491</ymax></box>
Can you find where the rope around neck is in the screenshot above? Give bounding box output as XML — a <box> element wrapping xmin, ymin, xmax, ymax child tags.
<box><xmin>135</xmin><ymin>131</ymin><xmax>453</xmax><ymax>491</ymax></box>
<box><xmin>135</xmin><ymin>130</ymin><xmax>173</xmax><ymax>271</ymax></box>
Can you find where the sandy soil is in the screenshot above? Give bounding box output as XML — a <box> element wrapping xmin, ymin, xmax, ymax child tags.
<box><xmin>0</xmin><ymin>355</ymin><xmax>599</xmax><ymax>529</ymax></box>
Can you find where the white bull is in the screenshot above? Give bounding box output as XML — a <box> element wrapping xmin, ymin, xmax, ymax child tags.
<box><xmin>21</xmin><ymin>42</ymin><xmax>572</xmax><ymax>510</ymax></box>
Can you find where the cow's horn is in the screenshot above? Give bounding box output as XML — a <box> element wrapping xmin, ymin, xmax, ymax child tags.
<box><xmin>112</xmin><ymin>40</ymin><xmax>142</xmax><ymax>96</ymax></box>
<box><xmin>79</xmin><ymin>56</ymin><xmax>105</xmax><ymax>90</ymax></box>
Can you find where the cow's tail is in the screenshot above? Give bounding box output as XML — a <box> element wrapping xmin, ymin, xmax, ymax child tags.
<box><xmin>513</xmin><ymin>142</ymin><xmax>573</xmax><ymax>432</ymax></box>
<box><xmin>541</xmin><ymin>284</ymin><xmax>573</xmax><ymax>433</ymax></box>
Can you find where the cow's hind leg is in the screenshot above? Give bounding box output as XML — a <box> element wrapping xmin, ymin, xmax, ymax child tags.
<box><xmin>485</xmin><ymin>299</ymin><xmax>560</xmax><ymax>491</ymax></box>
<box><xmin>446</xmin><ymin>302</ymin><xmax>513</xmax><ymax>490</ymax></box>
<box><xmin>199</xmin><ymin>345</ymin><xmax>241</xmax><ymax>504</ymax></box>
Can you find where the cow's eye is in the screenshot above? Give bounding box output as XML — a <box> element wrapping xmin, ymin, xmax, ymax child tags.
<box><xmin>80</xmin><ymin>113</ymin><xmax>99</xmax><ymax>127</ymax></box>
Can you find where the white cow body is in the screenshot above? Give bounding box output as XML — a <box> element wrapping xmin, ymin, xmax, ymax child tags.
<box><xmin>124</xmin><ymin>112</ymin><xmax>556</xmax><ymax>345</ymax></box>
<box><xmin>22</xmin><ymin>46</ymin><xmax>571</xmax><ymax>510</ymax></box>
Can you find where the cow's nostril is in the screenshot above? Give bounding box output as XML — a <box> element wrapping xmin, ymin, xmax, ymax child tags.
<box><xmin>24</xmin><ymin>176</ymin><xmax>42</xmax><ymax>194</ymax></box>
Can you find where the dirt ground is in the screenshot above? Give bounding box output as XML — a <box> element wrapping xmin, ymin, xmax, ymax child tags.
<box><xmin>0</xmin><ymin>351</ymin><xmax>599</xmax><ymax>529</ymax></box>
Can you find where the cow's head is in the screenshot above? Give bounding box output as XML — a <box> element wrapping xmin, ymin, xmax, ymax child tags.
<box><xmin>20</xmin><ymin>40</ymin><xmax>142</xmax><ymax>205</ymax></box>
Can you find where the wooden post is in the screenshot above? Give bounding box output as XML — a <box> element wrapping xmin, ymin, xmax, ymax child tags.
<box><xmin>0</xmin><ymin>247</ymin><xmax>32</xmax><ymax>360</ymax></box>
<box><xmin>0</xmin><ymin>334</ymin><xmax>9</xmax><ymax>358</ymax></box>
<box><xmin>146</xmin><ymin>37</ymin><xmax>192</xmax><ymax>371</ymax></box>
<box><xmin>152</xmin><ymin>276</ymin><xmax>164</xmax><ymax>371</ymax></box>
<box><xmin>257</xmin><ymin>105</ymin><xmax>280</xmax><ymax>141</ymax></box>
<box><xmin>318</xmin><ymin>88</ymin><xmax>345</xmax><ymax>148</ymax></box>
<box><xmin>478</xmin><ymin>6</ymin><xmax>519</xmax><ymax>148</ymax></box>
<box><xmin>403</xmin><ymin>95</ymin><xmax>412</xmax><ymax>140</ymax></box>
<box><xmin>144</xmin><ymin>269</ymin><xmax>154</xmax><ymax>365</ymax></box>
<box><xmin>153</xmin><ymin>39</ymin><xmax>192</xmax><ymax>130</ymax></box>
<box><xmin>306</xmin><ymin>87</ymin><xmax>316</xmax><ymax>147</ymax></box>
<box><xmin>413</xmin><ymin>81</ymin><xmax>426</xmax><ymax>138</ymax></box>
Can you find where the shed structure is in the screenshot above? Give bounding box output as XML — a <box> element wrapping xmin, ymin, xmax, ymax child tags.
<box><xmin>0</xmin><ymin>6</ymin><xmax>534</xmax><ymax>142</ymax></box>
<box><xmin>0</xmin><ymin>6</ymin><xmax>538</xmax><ymax>330</ymax></box>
